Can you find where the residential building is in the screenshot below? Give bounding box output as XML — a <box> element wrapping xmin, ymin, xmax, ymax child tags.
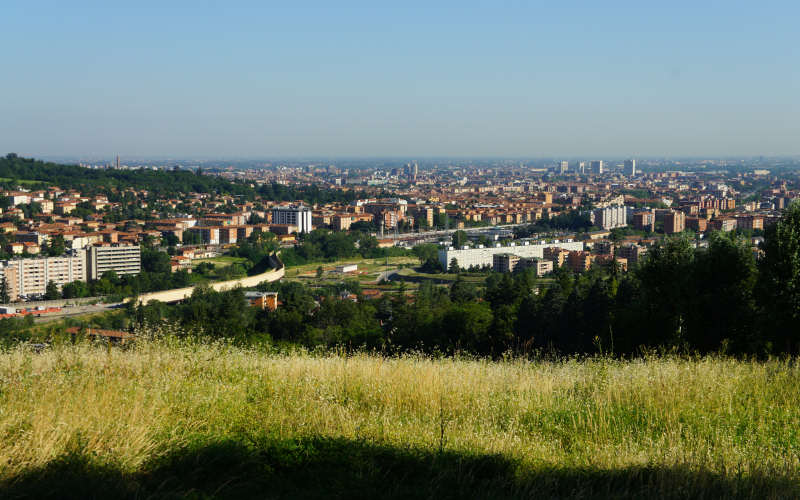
<box><xmin>271</xmin><ymin>205</ymin><xmax>313</xmax><ymax>234</ymax></box>
<box><xmin>710</xmin><ymin>217</ymin><xmax>737</xmax><ymax>232</ymax></box>
<box><xmin>519</xmin><ymin>257</ymin><xmax>554</xmax><ymax>276</ymax></box>
<box><xmin>493</xmin><ymin>253</ymin><xmax>520</xmax><ymax>273</ymax></box>
<box><xmin>686</xmin><ymin>217</ymin><xmax>708</xmax><ymax>232</ymax></box>
<box><xmin>0</xmin><ymin>250</ymin><xmax>86</xmax><ymax>301</ymax></box>
<box><xmin>245</xmin><ymin>291</ymin><xmax>278</xmax><ymax>311</ymax></box>
<box><xmin>664</xmin><ymin>211</ymin><xmax>686</xmax><ymax>234</ymax></box>
<box><xmin>616</xmin><ymin>244</ymin><xmax>647</xmax><ymax>266</ymax></box>
<box><xmin>591</xmin><ymin>205</ymin><xmax>627</xmax><ymax>230</ymax></box>
<box><xmin>624</xmin><ymin>159</ymin><xmax>637</xmax><ymax>177</ymax></box>
<box><xmin>543</xmin><ymin>246</ymin><xmax>570</xmax><ymax>267</ymax></box>
<box><xmin>87</xmin><ymin>244</ymin><xmax>141</xmax><ymax>280</ymax></box>
<box><xmin>567</xmin><ymin>250</ymin><xmax>593</xmax><ymax>273</ymax></box>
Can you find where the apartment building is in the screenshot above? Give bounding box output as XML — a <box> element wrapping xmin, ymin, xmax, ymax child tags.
<box><xmin>0</xmin><ymin>250</ymin><xmax>86</xmax><ymax>301</ymax></box>
<box><xmin>87</xmin><ymin>244</ymin><xmax>141</xmax><ymax>280</ymax></box>
<box><xmin>543</xmin><ymin>247</ymin><xmax>570</xmax><ymax>268</ymax></box>
<box><xmin>616</xmin><ymin>244</ymin><xmax>647</xmax><ymax>266</ymax></box>
<box><xmin>709</xmin><ymin>217</ymin><xmax>737</xmax><ymax>232</ymax></box>
<box><xmin>591</xmin><ymin>205</ymin><xmax>628</xmax><ymax>230</ymax></box>
<box><xmin>567</xmin><ymin>251</ymin><xmax>593</xmax><ymax>273</ymax></box>
<box><xmin>664</xmin><ymin>211</ymin><xmax>686</xmax><ymax>234</ymax></box>
<box><xmin>633</xmin><ymin>210</ymin><xmax>655</xmax><ymax>232</ymax></box>
<box><xmin>493</xmin><ymin>253</ymin><xmax>520</xmax><ymax>273</ymax></box>
<box><xmin>271</xmin><ymin>205</ymin><xmax>313</xmax><ymax>234</ymax></box>
<box><xmin>686</xmin><ymin>217</ymin><xmax>708</xmax><ymax>232</ymax></box>
<box><xmin>520</xmin><ymin>257</ymin><xmax>554</xmax><ymax>277</ymax></box>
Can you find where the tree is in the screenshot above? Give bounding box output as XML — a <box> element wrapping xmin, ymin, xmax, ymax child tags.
<box><xmin>141</xmin><ymin>247</ymin><xmax>172</xmax><ymax>274</ymax></box>
<box><xmin>757</xmin><ymin>202</ymin><xmax>800</xmax><ymax>353</ymax></box>
<box><xmin>448</xmin><ymin>258</ymin><xmax>460</xmax><ymax>274</ymax></box>
<box><xmin>162</xmin><ymin>232</ymin><xmax>180</xmax><ymax>247</ymax></box>
<box><xmin>46</xmin><ymin>235</ymin><xmax>66</xmax><ymax>256</ymax></box>
<box><xmin>45</xmin><ymin>280</ymin><xmax>60</xmax><ymax>300</ymax></box>
<box><xmin>316</xmin><ymin>266</ymin><xmax>324</xmax><ymax>278</ymax></box>
<box><xmin>62</xmin><ymin>280</ymin><xmax>89</xmax><ymax>299</ymax></box>
<box><xmin>0</xmin><ymin>276</ymin><xmax>9</xmax><ymax>303</ymax></box>
<box><xmin>635</xmin><ymin>235</ymin><xmax>695</xmax><ymax>348</ymax></box>
<box><xmin>412</xmin><ymin>243</ymin><xmax>439</xmax><ymax>265</ymax></box>
<box><xmin>452</xmin><ymin>230</ymin><xmax>468</xmax><ymax>248</ymax></box>
<box><xmin>686</xmin><ymin>232</ymin><xmax>757</xmax><ymax>353</ymax></box>
<box><xmin>449</xmin><ymin>275</ymin><xmax>477</xmax><ymax>303</ymax></box>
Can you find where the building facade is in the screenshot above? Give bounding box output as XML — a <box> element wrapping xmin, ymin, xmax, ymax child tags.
<box><xmin>439</xmin><ymin>240</ymin><xmax>584</xmax><ymax>271</ymax></box>
<box><xmin>591</xmin><ymin>205</ymin><xmax>628</xmax><ymax>230</ymax></box>
<box><xmin>87</xmin><ymin>244</ymin><xmax>141</xmax><ymax>280</ymax></box>
<box><xmin>0</xmin><ymin>250</ymin><xmax>86</xmax><ymax>301</ymax></box>
<box><xmin>624</xmin><ymin>159</ymin><xmax>637</xmax><ymax>177</ymax></box>
<box><xmin>271</xmin><ymin>205</ymin><xmax>313</xmax><ymax>234</ymax></box>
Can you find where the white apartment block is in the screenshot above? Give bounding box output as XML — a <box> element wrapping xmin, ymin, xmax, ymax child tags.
<box><xmin>272</xmin><ymin>205</ymin><xmax>313</xmax><ymax>234</ymax></box>
<box><xmin>438</xmin><ymin>240</ymin><xmax>584</xmax><ymax>271</ymax></box>
<box><xmin>87</xmin><ymin>244</ymin><xmax>141</xmax><ymax>280</ymax></box>
<box><xmin>591</xmin><ymin>205</ymin><xmax>628</xmax><ymax>230</ymax></box>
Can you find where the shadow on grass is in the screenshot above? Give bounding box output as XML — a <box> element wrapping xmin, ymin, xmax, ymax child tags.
<box><xmin>1</xmin><ymin>436</ymin><xmax>797</xmax><ymax>499</ymax></box>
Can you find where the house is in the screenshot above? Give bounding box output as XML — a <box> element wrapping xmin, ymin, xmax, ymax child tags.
<box><xmin>244</xmin><ymin>291</ymin><xmax>278</xmax><ymax>311</ymax></box>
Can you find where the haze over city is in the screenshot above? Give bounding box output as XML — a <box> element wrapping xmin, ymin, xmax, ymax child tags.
<box><xmin>1</xmin><ymin>1</ymin><xmax>798</xmax><ymax>159</ymax></box>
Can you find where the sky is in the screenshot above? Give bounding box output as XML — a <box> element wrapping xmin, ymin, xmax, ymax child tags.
<box><xmin>1</xmin><ymin>1</ymin><xmax>798</xmax><ymax>159</ymax></box>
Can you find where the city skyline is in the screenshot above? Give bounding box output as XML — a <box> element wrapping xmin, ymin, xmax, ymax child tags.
<box><xmin>1</xmin><ymin>1</ymin><xmax>798</xmax><ymax>158</ymax></box>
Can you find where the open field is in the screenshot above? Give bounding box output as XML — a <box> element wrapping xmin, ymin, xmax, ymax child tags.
<box><xmin>0</xmin><ymin>343</ymin><xmax>798</xmax><ymax>498</ymax></box>
<box><xmin>191</xmin><ymin>256</ymin><xmax>249</xmax><ymax>268</ymax></box>
<box><xmin>284</xmin><ymin>256</ymin><xmax>419</xmax><ymax>284</ymax></box>
<box><xmin>0</xmin><ymin>177</ymin><xmax>43</xmax><ymax>185</ymax></box>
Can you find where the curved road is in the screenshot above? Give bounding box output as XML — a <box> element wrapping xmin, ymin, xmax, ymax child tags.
<box><xmin>132</xmin><ymin>266</ymin><xmax>285</xmax><ymax>305</ymax></box>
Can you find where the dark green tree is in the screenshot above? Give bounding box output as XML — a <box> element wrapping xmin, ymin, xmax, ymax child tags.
<box><xmin>448</xmin><ymin>258</ymin><xmax>460</xmax><ymax>274</ymax></box>
<box><xmin>45</xmin><ymin>280</ymin><xmax>60</xmax><ymax>300</ymax></box>
<box><xmin>452</xmin><ymin>230</ymin><xmax>468</xmax><ymax>248</ymax></box>
<box><xmin>757</xmin><ymin>202</ymin><xmax>800</xmax><ymax>353</ymax></box>
<box><xmin>0</xmin><ymin>276</ymin><xmax>9</xmax><ymax>303</ymax></box>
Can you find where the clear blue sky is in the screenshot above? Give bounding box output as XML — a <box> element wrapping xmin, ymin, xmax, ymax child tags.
<box><xmin>1</xmin><ymin>1</ymin><xmax>797</xmax><ymax>159</ymax></box>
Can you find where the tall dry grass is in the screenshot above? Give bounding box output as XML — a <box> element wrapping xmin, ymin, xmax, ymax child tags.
<box><xmin>0</xmin><ymin>340</ymin><xmax>798</xmax><ymax>497</ymax></box>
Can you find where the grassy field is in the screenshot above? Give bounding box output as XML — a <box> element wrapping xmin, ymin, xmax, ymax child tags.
<box><xmin>0</xmin><ymin>177</ymin><xmax>43</xmax><ymax>185</ymax></box>
<box><xmin>0</xmin><ymin>342</ymin><xmax>798</xmax><ymax>499</ymax></box>
<box><xmin>191</xmin><ymin>256</ymin><xmax>249</xmax><ymax>268</ymax></box>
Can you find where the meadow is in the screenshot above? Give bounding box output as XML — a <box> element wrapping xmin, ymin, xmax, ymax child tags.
<box><xmin>0</xmin><ymin>341</ymin><xmax>798</xmax><ymax>499</ymax></box>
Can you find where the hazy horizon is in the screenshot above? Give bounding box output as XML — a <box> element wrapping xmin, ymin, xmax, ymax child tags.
<box><xmin>2</xmin><ymin>2</ymin><xmax>798</xmax><ymax>158</ymax></box>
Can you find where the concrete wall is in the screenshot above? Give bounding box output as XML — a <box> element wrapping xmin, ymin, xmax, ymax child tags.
<box><xmin>132</xmin><ymin>266</ymin><xmax>285</xmax><ymax>305</ymax></box>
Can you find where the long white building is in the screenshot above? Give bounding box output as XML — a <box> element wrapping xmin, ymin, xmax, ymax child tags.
<box><xmin>438</xmin><ymin>240</ymin><xmax>584</xmax><ymax>271</ymax></box>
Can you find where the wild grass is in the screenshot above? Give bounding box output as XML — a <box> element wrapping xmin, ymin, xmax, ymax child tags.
<box><xmin>0</xmin><ymin>340</ymin><xmax>798</xmax><ymax>498</ymax></box>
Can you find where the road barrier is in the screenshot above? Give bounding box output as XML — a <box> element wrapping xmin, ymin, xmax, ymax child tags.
<box><xmin>132</xmin><ymin>257</ymin><xmax>284</xmax><ymax>305</ymax></box>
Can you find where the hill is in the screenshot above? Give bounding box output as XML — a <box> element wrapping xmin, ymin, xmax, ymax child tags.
<box><xmin>0</xmin><ymin>341</ymin><xmax>797</xmax><ymax>499</ymax></box>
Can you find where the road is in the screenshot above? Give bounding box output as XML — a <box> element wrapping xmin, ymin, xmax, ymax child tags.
<box><xmin>133</xmin><ymin>265</ymin><xmax>284</xmax><ymax>305</ymax></box>
<box><xmin>33</xmin><ymin>302</ymin><xmax>124</xmax><ymax>323</ymax></box>
<box><xmin>30</xmin><ymin>264</ymin><xmax>286</xmax><ymax>323</ymax></box>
